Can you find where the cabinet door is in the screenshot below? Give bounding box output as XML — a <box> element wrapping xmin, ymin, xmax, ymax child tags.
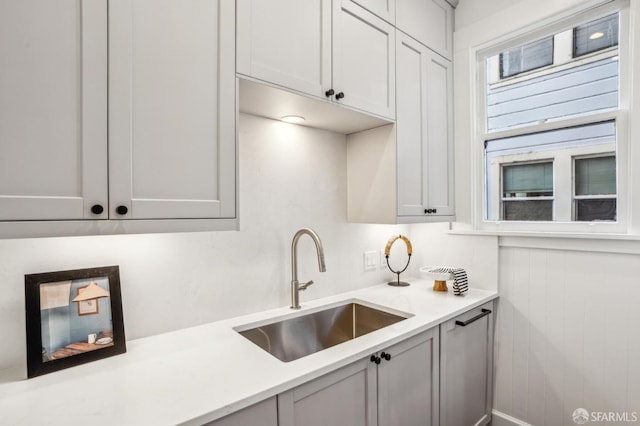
<box><xmin>333</xmin><ymin>0</ymin><xmax>395</xmax><ymax>119</ymax></box>
<box><xmin>109</xmin><ymin>0</ymin><xmax>236</xmax><ymax>220</ymax></box>
<box><xmin>425</xmin><ymin>50</ymin><xmax>454</xmax><ymax>217</ymax></box>
<box><xmin>440</xmin><ymin>302</ymin><xmax>494</xmax><ymax>426</ymax></box>
<box><xmin>0</xmin><ymin>0</ymin><xmax>108</xmax><ymax>221</ymax></box>
<box><xmin>278</xmin><ymin>359</ymin><xmax>377</xmax><ymax>426</ymax></box>
<box><xmin>396</xmin><ymin>34</ymin><xmax>454</xmax><ymax>219</ymax></box>
<box><xmin>347</xmin><ymin>0</ymin><xmax>395</xmax><ymax>24</ymax></box>
<box><xmin>396</xmin><ymin>33</ymin><xmax>429</xmax><ymax>217</ymax></box>
<box><xmin>377</xmin><ymin>328</ymin><xmax>440</xmax><ymax>426</ymax></box>
<box><xmin>396</xmin><ymin>0</ymin><xmax>453</xmax><ymax>60</ymax></box>
<box><xmin>205</xmin><ymin>397</ymin><xmax>277</xmax><ymax>426</ymax></box>
<box><xmin>237</xmin><ymin>0</ymin><xmax>332</xmax><ymax>99</ymax></box>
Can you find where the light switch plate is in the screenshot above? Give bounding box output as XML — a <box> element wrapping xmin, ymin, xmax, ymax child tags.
<box><xmin>364</xmin><ymin>251</ymin><xmax>377</xmax><ymax>271</ymax></box>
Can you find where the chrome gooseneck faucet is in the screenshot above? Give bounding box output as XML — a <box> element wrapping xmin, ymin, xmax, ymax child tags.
<box><xmin>290</xmin><ymin>228</ymin><xmax>326</xmax><ymax>309</ymax></box>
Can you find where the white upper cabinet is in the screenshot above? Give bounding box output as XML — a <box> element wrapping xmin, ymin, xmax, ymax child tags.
<box><xmin>0</xmin><ymin>0</ymin><xmax>236</xmax><ymax>237</ymax></box>
<box><xmin>346</xmin><ymin>0</ymin><xmax>395</xmax><ymax>24</ymax></box>
<box><xmin>237</xmin><ymin>0</ymin><xmax>395</xmax><ymax>120</ymax></box>
<box><xmin>397</xmin><ymin>33</ymin><xmax>454</xmax><ymax>218</ymax></box>
<box><xmin>333</xmin><ymin>0</ymin><xmax>395</xmax><ymax>119</ymax></box>
<box><xmin>109</xmin><ymin>0</ymin><xmax>236</xmax><ymax>220</ymax></box>
<box><xmin>0</xmin><ymin>0</ymin><xmax>108</xmax><ymax>221</ymax></box>
<box><xmin>347</xmin><ymin>31</ymin><xmax>453</xmax><ymax>224</ymax></box>
<box><xmin>236</xmin><ymin>0</ymin><xmax>332</xmax><ymax>99</ymax></box>
<box><xmin>423</xmin><ymin>48</ymin><xmax>454</xmax><ymax>217</ymax></box>
<box><xmin>396</xmin><ymin>0</ymin><xmax>453</xmax><ymax>60</ymax></box>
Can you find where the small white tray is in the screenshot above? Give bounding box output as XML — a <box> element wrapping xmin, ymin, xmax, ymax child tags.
<box><xmin>419</xmin><ymin>266</ymin><xmax>453</xmax><ymax>281</ymax></box>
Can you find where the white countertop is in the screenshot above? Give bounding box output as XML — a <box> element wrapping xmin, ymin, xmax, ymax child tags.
<box><xmin>0</xmin><ymin>279</ymin><xmax>497</xmax><ymax>425</ymax></box>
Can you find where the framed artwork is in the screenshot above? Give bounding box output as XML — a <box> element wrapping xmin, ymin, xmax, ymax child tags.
<box><xmin>24</xmin><ymin>266</ymin><xmax>126</xmax><ymax>378</ymax></box>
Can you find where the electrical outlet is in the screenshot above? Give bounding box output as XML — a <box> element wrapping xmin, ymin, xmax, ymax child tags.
<box><xmin>363</xmin><ymin>251</ymin><xmax>377</xmax><ymax>271</ymax></box>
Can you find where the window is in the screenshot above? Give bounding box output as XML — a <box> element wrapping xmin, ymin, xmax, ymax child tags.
<box><xmin>574</xmin><ymin>155</ymin><xmax>616</xmax><ymax>221</ymax></box>
<box><xmin>500</xmin><ymin>37</ymin><xmax>554</xmax><ymax>78</ymax></box>
<box><xmin>502</xmin><ymin>162</ymin><xmax>553</xmax><ymax>221</ymax></box>
<box><xmin>479</xmin><ymin>1</ymin><xmax>626</xmax><ymax>231</ymax></box>
<box><xmin>574</xmin><ymin>13</ymin><xmax>619</xmax><ymax>57</ymax></box>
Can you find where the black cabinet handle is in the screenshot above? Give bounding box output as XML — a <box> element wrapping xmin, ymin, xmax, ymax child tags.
<box><xmin>116</xmin><ymin>205</ymin><xmax>129</xmax><ymax>215</ymax></box>
<box><xmin>335</xmin><ymin>92</ymin><xmax>345</xmax><ymax>100</ymax></box>
<box><xmin>455</xmin><ymin>309</ymin><xmax>492</xmax><ymax>327</ymax></box>
<box><xmin>381</xmin><ymin>352</ymin><xmax>391</xmax><ymax>361</ymax></box>
<box><xmin>91</xmin><ymin>204</ymin><xmax>104</xmax><ymax>215</ymax></box>
<box><xmin>325</xmin><ymin>89</ymin><xmax>335</xmax><ymax>97</ymax></box>
<box><xmin>370</xmin><ymin>355</ymin><xmax>381</xmax><ymax>364</ymax></box>
<box><xmin>424</xmin><ymin>208</ymin><xmax>438</xmax><ymax>214</ymax></box>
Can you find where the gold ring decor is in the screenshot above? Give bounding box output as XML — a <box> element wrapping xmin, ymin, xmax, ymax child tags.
<box><xmin>384</xmin><ymin>234</ymin><xmax>412</xmax><ymax>287</ymax></box>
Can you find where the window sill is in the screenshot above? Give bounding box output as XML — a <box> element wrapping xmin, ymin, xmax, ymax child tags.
<box><xmin>448</xmin><ymin>227</ymin><xmax>640</xmax><ymax>254</ymax></box>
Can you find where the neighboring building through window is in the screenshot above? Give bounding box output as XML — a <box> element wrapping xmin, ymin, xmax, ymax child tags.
<box><xmin>502</xmin><ymin>162</ymin><xmax>553</xmax><ymax>221</ymax></box>
<box><xmin>574</xmin><ymin>155</ymin><xmax>616</xmax><ymax>221</ymax></box>
<box><xmin>574</xmin><ymin>13</ymin><xmax>619</xmax><ymax>57</ymax></box>
<box><xmin>482</xmin><ymin>7</ymin><xmax>622</xmax><ymax>224</ymax></box>
<box><xmin>500</xmin><ymin>37</ymin><xmax>553</xmax><ymax>78</ymax></box>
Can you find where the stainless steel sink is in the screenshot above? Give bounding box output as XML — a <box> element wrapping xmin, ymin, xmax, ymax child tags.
<box><xmin>236</xmin><ymin>302</ymin><xmax>409</xmax><ymax>362</ymax></box>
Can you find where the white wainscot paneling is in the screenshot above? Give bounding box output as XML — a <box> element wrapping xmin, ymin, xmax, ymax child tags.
<box><xmin>495</xmin><ymin>246</ymin><xmax>640</xmax><ymax>425</ymax></box>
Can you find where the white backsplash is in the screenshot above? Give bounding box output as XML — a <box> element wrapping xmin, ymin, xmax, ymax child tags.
<box><xmin>0</xmin><ymin>114</ymin><xmax>415</xmax><ymax>373</ymax></box>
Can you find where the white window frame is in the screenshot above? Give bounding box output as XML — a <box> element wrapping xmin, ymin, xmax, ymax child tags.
<box><xmin>489</xmin><ymin>141</ymin><xmax>616</xmax><ymax>222</ymax></box>
<box><xmin>572</xmin><ymin>153</ymin><xmax>617</xmax><ymax>221</ymax></box>
<box><xmin>500</xmin><ymin>159</ymin><xmax>555</xmax><ymax>221</ymax></box>
<box><xmin>473</xmin><ymin>0</ymin><xmax>630</xmax><ymax>234</ymax></box>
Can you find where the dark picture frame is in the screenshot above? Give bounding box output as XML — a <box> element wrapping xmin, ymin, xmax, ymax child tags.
<box><xmin>25</xmin><ymin>266</ymin><xmax>126</xmax><ymax>378</ymax></box>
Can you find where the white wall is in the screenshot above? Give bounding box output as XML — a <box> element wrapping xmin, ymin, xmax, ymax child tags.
<box><xmin>497</xmin><ymin>242</ymin><xmax>640</xmax><ymax>425</ymax></box>
<box><xmin>454</xmin><ymin>0</ymin><xmax>640</xmax><ymax>423</ymax></box>
<box><xmin>0</xmin><ymin>113</ymin><xmax>410</xmax><ymax>374</ymax></box>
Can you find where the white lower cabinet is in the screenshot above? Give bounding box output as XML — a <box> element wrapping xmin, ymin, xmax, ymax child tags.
<box><xmin>278</xmin><ymin>358</ymin><xmax>376</xmax><ymax>426</ymax></box>
<box><xmin>204</xmin><ymin>302</ymin><xmax>496</xmax><ymax>426</ymax></box>
<box><xmin>205</xmin><ymin>397</ymin><xmax>277</xmax><ymax>426</ymax></box>
<box><xmin>440</xmin><ymin>301</ymin><xmax>494</xmax><ymax>426</ymax></box>
<box><xmin>277</xmin><ymin>329</ymin><xmax>439</xmax><ymax>426</ymax></box>
<box><xmin>377</xmin><ymin>329</ymin><xmax>440</xmax><ymax>426</ymax></box>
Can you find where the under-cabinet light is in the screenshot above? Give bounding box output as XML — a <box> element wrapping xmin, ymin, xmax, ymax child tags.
<box><xmin>280</xmin><ymin>115</ymin><xmax>306</xmax><ymax>124</ymax></box>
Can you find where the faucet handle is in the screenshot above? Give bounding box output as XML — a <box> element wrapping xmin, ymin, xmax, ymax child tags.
<box><xmin>299</xmin><ymin>280</ymin><xmax>314</xmax><ymax>291</ymax></box>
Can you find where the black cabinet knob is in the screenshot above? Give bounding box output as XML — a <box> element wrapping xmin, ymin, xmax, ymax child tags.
<box><xmin>432</xmin><ymin>208</ymin><xmax>437</xmax><ymax>214</ymax></box>
<box><xmin>335</xmin><ymin>92</ymin><xmax>345</xmax><ymax>100</ymax></box>
<box><xmin>91</xmin><ymin>204</ymin><xmax>104</xmax><ymax>215</ymax></box>
<box><xmin>116</xmin><ymin>205</ymin><xmax>129</xmax><ymax>215</ymax></box>
<box><xmin>325</xmin><ymin>89</ymin><xmax>335</xmax><ymax>97</ymax></box>
<box><xmin>381</xmin><ymin>352</ymin><xmax>391</xmax><ymax>361</ymax></box>
<box><xmin>370</xmin><ymin>355</ymin><xmax>381</xmax><ymax>364</ymax></box>
<box><xmin>425</xmin><ymin>208</ymin><xmax>437</xmax><ymax>214</ymax></box>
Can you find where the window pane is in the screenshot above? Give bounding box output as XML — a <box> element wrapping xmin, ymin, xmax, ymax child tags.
<box><xmin>503</xmin><ymin>200</ymin><xmax>553</xmax><ymax>221</ymax></box>
<box><xmin>574</xmin><ymin>14</ymin><xmax>619</xmax><ymax>57</ymax></box>
<box><xmin>575</xmin><ymin>156</ymin><xmax>616</xmax><ymax>195</ymax></box>
<box><xmin>503</xmin><ymin>162</ymin><xmax>553</xmax><ymax>197</ymax></box>
<box><xmin>485</xmin><ymin>122</ymin><xmax>616</xmax><ymax>221</ymax></box>
<box><xmin>500</xmin><ymin>37</ymin><xmax>553</xmax><ymax>78</ymax></box>
<box><xmin>576</xmin><ymin>199</ymin><xmax>616</xmax><ymax>221</ymax></box>
<box><xmin>486</xmin><ymin>12</ymin><xmax>619</xmax><ymax>132</ymax></box>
